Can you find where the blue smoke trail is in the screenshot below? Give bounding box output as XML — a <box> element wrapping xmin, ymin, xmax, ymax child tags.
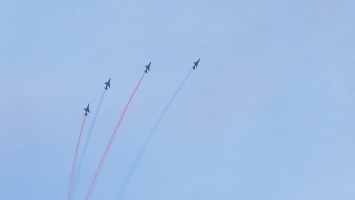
<box><xmin>116</xmin><ymin>69</ymin><xmax>193</xmax><ymax>200</ymax></box>
<box><xmin>73</xmin><ymin>89</ymin><xmax>106</xmax><ymax>198</ymax></box>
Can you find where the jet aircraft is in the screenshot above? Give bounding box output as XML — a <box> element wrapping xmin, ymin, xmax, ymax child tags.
<box><xmin>105</xmin><ymin>78</ymin><xmax>111</xmax><ymax>90</ymax></box>
<box><xmin>145</xmin><ymin>62</ymin><xmax>151</xmax><ymax>73</ymax></box>
<box><xmin>84</xmin><ymin>104</ymin><xmax>90</xmax><ymax>116</ymax></box>
<box><xmin>192</xmin><ymin>59</ymin><xmax>200</xmax><ymax>70</ymax></box>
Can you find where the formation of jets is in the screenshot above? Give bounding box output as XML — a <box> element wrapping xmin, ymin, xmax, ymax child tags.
<box><xmin>84</xmin><ymin>59</ymin><xmax>200</xmax><ymax>115</ymax></box>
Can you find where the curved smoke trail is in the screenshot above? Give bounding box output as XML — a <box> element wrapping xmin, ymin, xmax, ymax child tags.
<box><xmin>116</xmin><ymin>69</ymin><xmax>193</xmax><ymax>200</ymax></box>
<box><xmin>67</xmin><ymin>116</ymin><xmax>87</xmax><ymax>200</ymax></box>
<box><xmin>72</xmin><ymin>90</ymin><xmax>106</xmax><ymax>198</ymax></box>
<box><xmin>85</xmin><ymin>73</ymin><xmax>145</xmax><ymax>200</ymax></box>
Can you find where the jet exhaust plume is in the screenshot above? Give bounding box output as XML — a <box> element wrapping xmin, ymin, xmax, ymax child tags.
<box><xmin>85</xmin><ymin>73</ymin><xmax>146</xmax><ymax>200</ymax></box>
<box><xmin>67</xmin><ymin>116</ymin><xmax>87</xmax><ymax>200</ymax></box>
<box><xmin>116</xmin><ymin>69</ymin><xmax>193</xmax><ymax>199</ymax></box>
<box><xmin>73</xmin><ymin>90</ymin><xmax>107</xmax><ymax>198</ymax></box>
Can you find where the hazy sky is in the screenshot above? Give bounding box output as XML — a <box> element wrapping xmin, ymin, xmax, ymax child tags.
<box><xmin>1</xmin><ymin>0</ymin><xmax>355</xmax><ymax>199</ymax></box>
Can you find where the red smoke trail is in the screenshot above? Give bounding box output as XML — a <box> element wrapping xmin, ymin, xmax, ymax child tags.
<box><xmin>67</xmin><ymin>116</ymin><xmax>87</xmax><ymax>200</ymax></box>
<box><xmin>85</xmin><ymin>73</ymin><xmax>145</xmax><ymax>200</ymax></box>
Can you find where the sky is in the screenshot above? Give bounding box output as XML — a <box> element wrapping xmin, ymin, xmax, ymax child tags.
<box><xmin>1</xmin><ymin>0</ymin><xmax>355</xmax><ymax>199</ymax></box>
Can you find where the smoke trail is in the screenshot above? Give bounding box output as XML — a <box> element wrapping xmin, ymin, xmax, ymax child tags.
<box><xmin>72</xmin><ymin>90</ymin><xmax>106</xmax><ymax>198</ymax></box>
<box><xmin>116</xmin><ymin>69</ymin><xmax>193</xmax><ymax>200</ymax></box>
<box><xmin>85</xmin><ymin>73</ymin><xmax>145</xmax><ymax>200</ymax></box>
<box><xmin>67</xmin><ymin>116</ymin><xmax>87</xmax><ymax>200</ymax></box>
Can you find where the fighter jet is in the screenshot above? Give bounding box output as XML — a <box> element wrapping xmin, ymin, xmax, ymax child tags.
<box><xmin>192</xmin><ymin>59</ymin><xmax>200</xmax><ymax>70</ymax></box>
<box><xmin>105</xmin><ymin>78</ymin><xmax>111</xmax><ymax>90</ymax></box>
<box><xmin>84</xmin><ymin>104</ymin><xmax>90</xmax><ymax>116</ymax></box>
<box><xmin>144</xmin><ymin>62</ymin><xmax>151</xmax><ymax>73</ymax></box>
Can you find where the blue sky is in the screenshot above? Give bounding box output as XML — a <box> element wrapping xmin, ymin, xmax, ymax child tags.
<box><xmin>1</xmin><ymin>0</ymin><xmax>355</xmax><ymax>199</ymax></box>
